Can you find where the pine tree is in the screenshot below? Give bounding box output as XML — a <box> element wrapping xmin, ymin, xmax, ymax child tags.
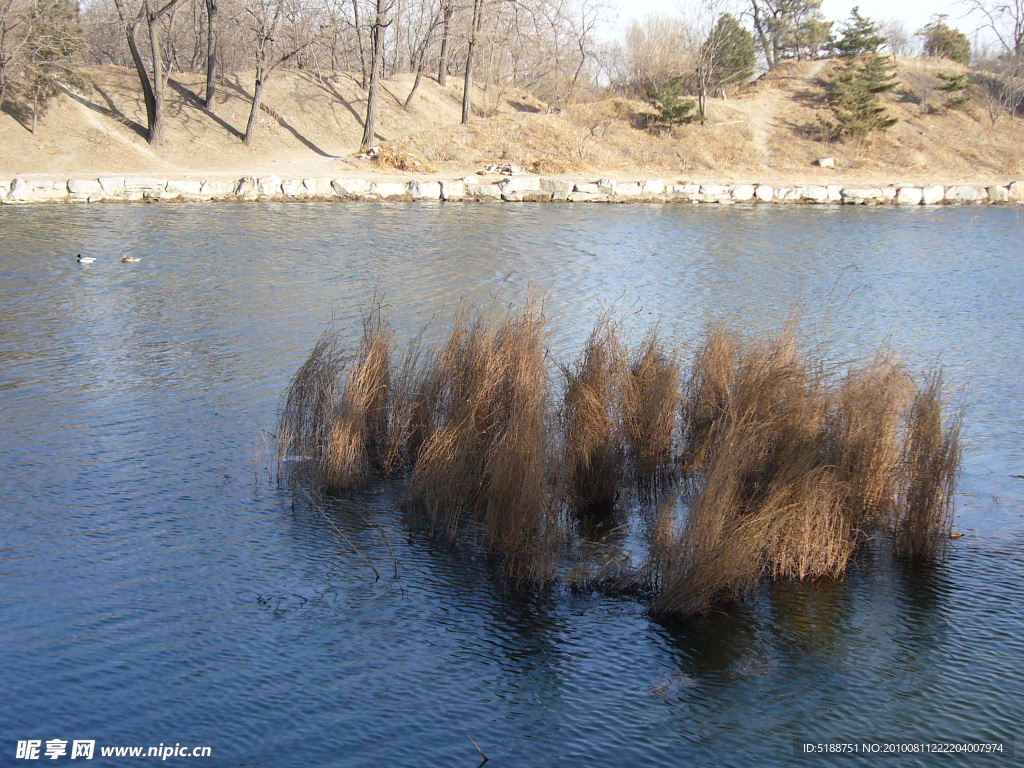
<box><xmin>936</xmin><ymin>72</ymin><xmax>972</xmax><ymax>111</ymax></box>
<box><xmin>706</xmin><ymin>14</ymin><xmax>756</xmax><ymax>96</ymax></box>
<box><xmin>644</xmin><ymin>77</ymin><xmax>697</xmax><ymax>128</ymax></box>
<box><xmin>832</xmin><ymin>6</ymin><xmax>886</xmax><ymax>57</ymax></box>
<box><xmin>823</xmin><ymin>6</ymin><xmax>898</xmax><ymax>139</ymax></box>
<box><xmin>826</xmin><ymin>51</ymin><xmax>898</xmax><ymax>138</ymax></box>
<box><xmin>25</xmin><ymin>0</ymin><xmax>85</xmax><ymax>133</ymax></box>
<box><xmin>920</xmin><ymin>16</ymin><xmax>971</xmax><ymax>65</ymax></box>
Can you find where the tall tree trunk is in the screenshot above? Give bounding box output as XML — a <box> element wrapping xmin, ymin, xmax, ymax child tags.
<box><xmin>113</xmin><ymin>0</ymin><xmax>184</xmax><ymax>145</ymax></box>
<box><xmin>244</xmin><ymin>69</ymin><xmax>265</xmax><ymax>145</ymax></box>
<box><xmin>204</xmin><ymin>0</ymin><xmax>217</xmax><ymax>109</ymax></box>
<box><xmin>461</xmin><ymin>0</ymin><xmax>483</xmax><ymax>124</ymax></box>
<box><xmin>437</xmin><ymin>1</ymin><xmax>452</xmax><ymax>86</ymax></box>
<box><xmin>750</xmin><ymin>0</ymin><xmax>774</xmax><ymax>70</ymax></box>
<box><xmin>361</xmin><ymin>0</ymin><xmax>385</xmax><ymax>149</ymax></box>
<box><xmin>353</xmin><ymin>0</ymin><xmax>367</xmax><ymax>89</ymax></box>
<box><xmin>148</xmin><ymin>7</ymin><xmax>167</xmax><ymax>145</ymax></box>
<box><xmin>404</xmin><ymin>20</ymin><xmax>434</xmax><ymax>108</ymax></box>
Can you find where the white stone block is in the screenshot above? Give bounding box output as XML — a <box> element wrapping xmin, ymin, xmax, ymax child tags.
<box><xmin>124</xmin><ymin>177</ymin><xmax>167</xmax><ymax>192</ymax></box>
<box><xmin>988</xmin><ymin>185</ymin><xmax>1010</xmax><ymax>203</ymax></box>
<box><xmin>332</xmin><ymin>178</ymin><xmax>371</xmax><ymax>198</ymax></box>
<box><xmin>235</xmin><ymin>177</ymin><xmax>258</xmax><ymax>199</ymax></box>
<box><xmin>97</xmin><ymin>177</ymin><xmax>125</xmax><ymax>196</ymax></box>
<box><xmin>944</xmin><ymin>185</ymin><xmax>980</xmax><ymax>203</ymax></box>
<box><xmin>466</xmin><ymin>184</ymin><xmax>502</xmax><ymax>199</ymax></box>
<box><xmin>166</xmin><ymin>180</ymin><xmax>203</xmax><ymax>196</ymax></box>
<box><xmin>541</xmin><ymin>178</ymin><xmax>574</xmax><ymax>200</ymax></box>
<box><xmin>642</xmin><ymin>179</ymin><xmax>665</xmax><ymax>196</ymax></box>
<box><xmin>280</xmin><ymin>179</ymin><xmax>306</xmax><ymax>197</ymax></box>
<box><xmin>303</xmin><ymin>178</ymin><xmax>333</xmax><ymax>197</ymax></box>
<box><xmin>614</xmin><ymin>182</ymin><xmax>643</xmax><ymax>198</ymax></box>
<box><xmin>440</xmin><ymin>180</ymin><xmax>465</xmax><ymax>200</ymax></box>
<box><xmin>729</xmin><ymin>184</ymin><xmax>756</xmax><ymax>201</ymax></box>
<box><xmin>666</xmin><ymin>184</ymin><xmax>701</xmax><ymax>200</ymax></box>
<box><xmin>841</xmin><ymin>187</ymin><xmax>884</xmax><ymax>204</ymax></box>
<box><xmin>68</xmin><ymin>179</ymin><xmax>103</xmax><ymax>197</ymax></box>
<box><xmin>257</xmin><ymin>176</ymin><xmax>282</xmax><ymax>196</ymax></box>
<box><xmin>895</xmin><ymin>187</ymin><xmax>923</xmax><ymax>205</ymax></box>
<box><xmin>799</xmin><ymin>185</ymin><xmax>829</xmax><ymax>203</ymax></box>
<box><xmin>408</xmin><ymin>180</ymin><xmax>442</xmax><ymax>200</ymax></box>
<box><xmin>200</xmin><ymin>180</ymin><xmax>235</xmax><ymax>198</ymax></box>
<box><xmin>921</xmin><ymin>185</ymin><xmax>945</xmax><ymax>205</ymax></box>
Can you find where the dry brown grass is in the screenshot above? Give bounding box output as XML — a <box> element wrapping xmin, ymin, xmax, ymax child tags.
<box><xmin>404</xmin><ymin>298</ymin><xmax>560</xmax><ymax>582</ymax></box>
<box><xmin>560</xmin><ymin>319</ymin><xmax>626</xmax><ymax>513</ymax></box>
<box><xmin>651</xmin><ymin>326</ymin><xmax>959</xmax><ymax>621</ymax></box>
<box><xmin>371</xmin><ymin>143</ymin><xmax>435</xmax><ymax>173</ymax></box>
<box><xmin>276</xmin><ymin>322</ymin><xmax>346</xmax><ymax>482</ymax></box>
<box><xmin>279</xmin><ymin>304</ymin><xmax>965</xmax><ymax>608</ymax></box>
<box><xmin>894</xmin><ymin>370</ymin><xmax>963</xmax><ymax>563</ymax></box>
<box><xmin>622</xmin><ymin>332</ymin><xmax>680</xmax><ymax>486</ymax></box>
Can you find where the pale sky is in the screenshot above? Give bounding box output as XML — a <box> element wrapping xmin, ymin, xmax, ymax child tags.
<box><xmin>611</xmin><ymin>0</ymin><xmax>975</xmax><ymax>39</ymax></box>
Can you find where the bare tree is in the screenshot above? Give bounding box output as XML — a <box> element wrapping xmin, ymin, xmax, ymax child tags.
<box><xmin>436</xmin><ymin>0</ymin><xmax>452</xmax><ymax>85</ymax></box>
<box><xmin>202</xmin><ymin>0</ymin><xmax>216</xmax><ymax>106</ymax></box>
<box><xmin>0</xmin><ymin>0</ymin><xmax>30</xmax><ymax>107</ymax></box>
<box><xmin>360</xmin><ymin>0</ymin><xmax>390</xmax><ymax>147</ymax></box>
<box><xmin>880</xmin><ymin>17</ymin><xmax>916</xmax><ymax>57</ymax></box>
<box><xmin>606</xmin><ymin>14</ymin><xmax>691</xmax><ymax>97</ymax></box>
<box><xmin>242</xmin><ymin>0</ymin><xmax>316</xmax><ymax>144</ymax></box>
<box><xmin>974</xmin><ymin>45</ymin><xmax>1024</xmax><ymax>123</ymax></box>
<box><xmin>403</xmin><ymin>0</ymin><xmax>442</xmax><ymax>107</ymax></box>
<box><xmin>959</xmin><ymin>0</ymin><xmax>1024</xmax><ymax>56</ymax></box>
<box><xmin>111</xmin><ymin>0</ymin><xmax>190</xmax><ymax>144</ymax></box>
<box><xmin>461</xmin><ymin>0</ymin><xmax>482</xmax><ymax>122</ymax></box>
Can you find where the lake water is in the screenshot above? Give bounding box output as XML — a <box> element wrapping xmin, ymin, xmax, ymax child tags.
<box><xmin>1</xmin><ymin>203</ymin><xmax>1022</xmax><ymax>767</ymax></box>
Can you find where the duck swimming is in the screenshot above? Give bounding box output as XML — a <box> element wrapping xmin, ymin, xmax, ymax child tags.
<box><xmin>76</xmin><ymin>254</ymin><xmax>96</xmax><ymax>264</ymax></box>
<box><xmin>120</xmin><ymin>255</ymin><xmax>140</xmax><ymax>263</ymax></box>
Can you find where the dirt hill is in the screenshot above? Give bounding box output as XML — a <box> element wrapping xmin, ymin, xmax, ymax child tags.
<box><xmin>1</xmin><ymin>57</ymin><xmax>1020</xmax><ymax>183</ymax></box>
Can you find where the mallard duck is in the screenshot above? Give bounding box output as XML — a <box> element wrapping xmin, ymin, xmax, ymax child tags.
<box><xmin>77</xmin><ymin>254</ymin><xmax>96</xmax><ymax>264</ymax></box>
<box><xmin>121</xmin><ymin>254</ymin><xmax>140</xmax><ymax>263</ymax></box>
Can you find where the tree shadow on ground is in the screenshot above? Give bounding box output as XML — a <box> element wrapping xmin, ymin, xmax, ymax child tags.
<box><xmin>221</xmin><ymin>75</ymin><xmax>343</xmax><ymax>157</ymax></box>
<box><xmin>166</xmin><ymin>77</ymin><xmax>244</xmax><ymax>141</ymax></box>
<box><xmin>65</xmin><ymin>87</ymin><xmax>148</xmax><ymax>139</ymax></box>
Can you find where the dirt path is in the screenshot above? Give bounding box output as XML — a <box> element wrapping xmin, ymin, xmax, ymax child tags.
<box><xmin>726</xmin><ymin>60</ymin><xmax>828</xmax><ymax>167</ymax></box>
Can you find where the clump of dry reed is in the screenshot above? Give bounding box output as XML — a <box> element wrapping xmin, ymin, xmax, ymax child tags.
<box><xmin>894</xmin><ymin>370</ymin><xmax>963</xmax><ymax>563</ymax></box>
<box><xmin>279</xmin><ymin>302</ymin><xmax>964</xmax><ymax>612</ymax></box>
<box><xmin>404</xmin><ymin>298</ymin><xmax>561</xmax><ymax>582</ymax></box>
<box><xmin>651</xmin><ymin>327</ymin><xmax>960</xmax><ymax>621</ymax></box>
<box><xmin>680</xmin><ymin>322</ymin><xmax>739</xmax><ymax>474</ymax></box>
<box><xmin>621</xmin><ymin>332</ymin><xmax>680</xmax><ymax>487</ymax></box>
<box><xmin>277</xmin><ymin>323</ymin><xmax>346</xmax><ymax>482</ymax></box>
<box><xmin>560</xmin><ymin>319</ymin><xmax>626</xmax><ymax>513</ymax></box>
<box><xmin>276</xmin><ymin>306</ymin><xmax>396</xmax><ymax>493</ymax></box>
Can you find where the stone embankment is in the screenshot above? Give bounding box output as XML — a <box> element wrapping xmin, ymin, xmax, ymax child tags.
<box><xmin>2</xmin><ymin>175</ymin><xmax>1023</xmax><ymax>205</ymax></box>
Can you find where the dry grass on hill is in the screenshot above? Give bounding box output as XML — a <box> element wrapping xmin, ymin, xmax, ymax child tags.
<box><xmin>1</xmin><ymin>57</ymin><xmax>1021</xmax><ymax>182</ymax></box>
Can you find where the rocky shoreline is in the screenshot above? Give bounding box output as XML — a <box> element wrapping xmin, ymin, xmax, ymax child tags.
<box><xmin>2</xmin><ymin>175</ymin><xmax>1023</xmax><ymax>205</ymax></box>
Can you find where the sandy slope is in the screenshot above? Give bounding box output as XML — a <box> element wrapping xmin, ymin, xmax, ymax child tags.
<box><xmin>1</xmin><ymin>58</ymin><xmax>1020</xmax><ymax>184</ymax></box>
